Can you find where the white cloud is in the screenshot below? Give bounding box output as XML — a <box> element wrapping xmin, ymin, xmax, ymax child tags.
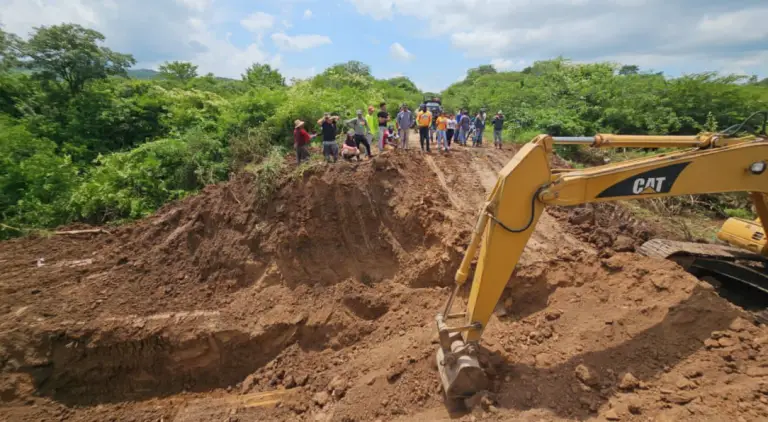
<box><xmin>240</xmin><ymin>12</ymin><xmax>275</xmax><ymax>33</ymax></box>
<box><xmin>349</xmin><ymin>0</ymin><xmax>768</xmax><ymax>78</ymax></box>
<box><xmin>0</xmin><ymin>0</ymin><xmax>281</xmax><ymax>79</ymax></box>
<box><xmin>303</xmin><ymin>9</ymin><xmax>313</xmax><ymax>19</ymax></box>
<box><xmin>490</xmin><ymin>58</ymin><xmax>525</xmax><ymax>71</ymax></box>
<box><xmin>283</xmin><ymin>66</ymin><xmax>317</xmax><ymax>83</ymax></box>
<box><xmin>282</xmin><ymin>19</ymin><xmax>293</xmax><ymax>29</ymax></box>
<box><xmin>175</xmin><ymin>0</ymin><xmax>212</xmax><ymax>12</ymax></box>
<box><xmin>389</xmin><ymin>42</ymin><xmax>413</xmax><ymax>61</ymax></box>
<box><xmin>271</xmin><ymin>32</ymin><xmax>332</xmax><ymax>51</ymax></box>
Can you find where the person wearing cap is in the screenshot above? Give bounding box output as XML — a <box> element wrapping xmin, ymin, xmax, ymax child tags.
<box><xmin>317</xmin><ymin>112</ymin><xmax>340</xmax><ymax>163</ymax></box>
<box><xmin>416</xmin><ymin>104</ymin><xmax>432</xmax><ymax>152</ymax></box>
<box><xmin>345</xmin><ymin>110</ymin><xmax>373</xmax><ymax>158</ymax></box>
<box><xmin>341</xmin><ymin>130</ymin><xmax>361</xmax><ymax>161</ymax></box>
<box><xmin>492</xmin><ymin>111</ymin><xmax>505</xmax><ymax>149</ymax></box>
<box><xmin>396</xmin><ymin>104</ymin><xmax>414</xmax><ymax>149</ymax></box>
<box><xmin>293</xmin><ymin>119</ymin><xmax>315</xmax><ymax>164</ymax></box>
<box><xmin>435</xmin><ymin>111</ymin><xmax>449</xmax><ymax>152</ymax></box>
<box><xmin>376</xmin><ymin>102</ymin><xmax>390</xmax><ymax>150</ymax></box>
<box><xmin>365</xmin><ymin>106</ymin><xmax>378</xmax><ymax>151</ymax></box>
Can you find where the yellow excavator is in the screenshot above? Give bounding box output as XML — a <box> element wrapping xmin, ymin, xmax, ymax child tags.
<box><xmin>436</xmin><ymin>111</ymin><xmax>768</xmax><ymax>399</ymax></box>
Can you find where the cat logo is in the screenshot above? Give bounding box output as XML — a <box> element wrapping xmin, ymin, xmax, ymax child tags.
<box><xmin>597</xmin><ymin>162</ymin><xmax>691</xmax><ymax>199</ymax></box>
<box><xmin>632</xmin><ymin>177</ymin><xmax>666</xmax><ymax>194</ymax></box>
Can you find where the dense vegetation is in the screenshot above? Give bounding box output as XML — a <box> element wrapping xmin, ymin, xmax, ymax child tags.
<box><xmin>0</xmin><ymin>24</ymin><xmax>422</xmax><ymax>238</ymax></box>
<box><xmin>442</xmin><ymin>61</ymin><xmax>768</xmax><ymax>142</ymax></box>
<box><xmin>1</xmin><ymin>24</ymin><xmax>767</xmax><ymax>238</ymax></box>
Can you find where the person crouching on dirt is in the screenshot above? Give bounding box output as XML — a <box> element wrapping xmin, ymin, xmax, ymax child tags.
<box><xmin>341</xmin><ymin>131</ymin><xmax>361</xmax><ymax>161</ymax></box>
<box><xmin>317</xmin><ymin>112</ymin><xmax>340</xmax><ymax>163</ymax></box>
<box><xmin>345</xmin><ymin>110</ymin><xmax>372</xmax><ymax>158</ymax></box>
<box><xmin>293</xmin><ymin>119</ymin><xmax>315</xmax><ymax>164</ymax></box>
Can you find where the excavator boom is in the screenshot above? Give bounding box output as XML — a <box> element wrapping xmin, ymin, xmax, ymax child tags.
<box><xmin>436</xmin><ymin>123</ymin><xmax>768</xmax><ymax>399</ymax></box>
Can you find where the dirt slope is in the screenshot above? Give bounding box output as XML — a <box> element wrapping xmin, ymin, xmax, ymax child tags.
<box><xmin>1</xmin><ymin>142</ymin><xmax>768</xmax><ymax>422</ymax></box>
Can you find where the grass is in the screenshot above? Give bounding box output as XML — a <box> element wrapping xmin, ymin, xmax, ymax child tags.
<box><xmin>245</xmin><ymin>145</ymin><xmax>286</xmax><ymax>204</ymax></box>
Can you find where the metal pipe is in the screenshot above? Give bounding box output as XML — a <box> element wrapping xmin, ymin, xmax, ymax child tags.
<box><xmin>442</xmin><ymin>284</ymin><xmax>460</xmax><ymax>317</ymax></box>
<box><xmin>551</xmin><ymin>136</ymin><xmax>595</xmax><ymax>145</ymax></box>
<box><xmin>455</xmin><ymin>210</ymin><xmax>489</xmax><ymax>285</ymax></box>
<box><xmin>552</xmin><ymin>134</ymin><xmax>704</xmax><ymax>148</ymax></box>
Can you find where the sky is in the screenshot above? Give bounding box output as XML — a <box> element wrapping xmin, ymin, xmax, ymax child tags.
<box><xmin>1</xmin><ymin>0</ymin><xmax>767</xmax><ymax>93</ymax></box>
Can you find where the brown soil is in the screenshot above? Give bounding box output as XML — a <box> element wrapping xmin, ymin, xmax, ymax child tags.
<box><xmin>2</xmin><ymin>142</ymin><xmax>768</xmax><ymax>422</ymax></box>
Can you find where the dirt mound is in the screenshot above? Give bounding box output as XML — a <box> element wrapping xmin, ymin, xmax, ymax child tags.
<box><xmin>2</xmin><ymin>144</ymin><xmax>768</xmax><ymax>422</ymax></box>
<box><xmin>550</xmin><ymin>203</ymin><xmax>655</xmax><ymax>255</ymax></box>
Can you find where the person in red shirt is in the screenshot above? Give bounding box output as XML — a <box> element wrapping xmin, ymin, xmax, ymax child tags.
<box><xmin>293</xmin><ymin>119</ymin><xmax>315</xmax><ymax>164</ymax></box>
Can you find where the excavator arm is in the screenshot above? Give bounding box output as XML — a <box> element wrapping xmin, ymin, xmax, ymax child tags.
<box><xmin>437</xmin><ymin>129</ymin><xmax>768</xmax><ymax>398</ymax></box>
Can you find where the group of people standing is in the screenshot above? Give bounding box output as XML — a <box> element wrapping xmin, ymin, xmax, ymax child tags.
<box><xmin>292</xmin><ymin>102</ymin><xmax>505</xmax><ymax>164</ymax></box>
<box><xmin>411</xmin><ymin>105</ymin><xmax>506</xmax><ymax>153</ymax></box>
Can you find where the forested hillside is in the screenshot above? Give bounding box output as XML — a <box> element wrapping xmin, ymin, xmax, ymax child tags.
<box><xmin>1</xmin><ymin>24</ymin><xmax>767</xmax><ymax>239</ymax></box>
<box><xmin>0</xmin><ymin>24</ymin><xmax>422</xmax><ymax>238</ymax></box>
<box><xmin>442</xmin><ymin>62</ymin><xmax>768</xmax><ymax>141</ymax></box>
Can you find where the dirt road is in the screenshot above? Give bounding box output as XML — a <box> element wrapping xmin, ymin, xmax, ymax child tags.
<box><xmin>1</xmin><ymin>144</ymin><xmax>768</xmax><ymax>421</ymax></box>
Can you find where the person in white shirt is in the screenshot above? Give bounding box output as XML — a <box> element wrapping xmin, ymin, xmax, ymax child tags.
<box><xmin>446</xmin><ymin>114</ymin><xmax>457</xmax><ymax>149</ymax></box>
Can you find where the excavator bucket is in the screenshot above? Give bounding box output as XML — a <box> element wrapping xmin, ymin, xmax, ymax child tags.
<box><xmin>436</xmin><ymin>343</ymin><xmax>487</xmax><ymax>398</ymax></box>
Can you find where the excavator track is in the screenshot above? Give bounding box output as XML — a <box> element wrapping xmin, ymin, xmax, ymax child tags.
<box><xmin>639</xmin><ymin>239</ymin><xmax>768</xmax><ymax>323</ymax></box>
<box><xmin>638</xmin><ymin>239</ymin><xmax>763</xmax><ymax>261</ymax></box>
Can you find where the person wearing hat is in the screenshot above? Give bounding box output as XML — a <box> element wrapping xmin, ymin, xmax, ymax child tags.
<box><xmin>492</xmin><ymin>110</ymin><xmax>505</xmax><ymax>149</ymax></box>
<box><xmin>365</xmin><ymin>106</ymin><xmax>378</xmax><ymax>152</ymax></box>
<box><xmin>396</xmin><ymin>103</ymin><xmax>414</xmax><ymax>149</ymax></box>
<box><xmin>341</xmin><ymin>130</ymin><xmax>361</xmax><ymax>161</ymax></box>
<box><xmin>317</xmin><ymin>112</ymin><xmax>340</xmax><ymax>163</ymax></box>
<box><xmin>345</xmin><ymin>110</ymin><xmax>373</xmax><ymax>158</ymax></box>
<box><xmin>293</xmin><ymin>119</ymin><xmax>315</xmax><ymax>164</ymax></box>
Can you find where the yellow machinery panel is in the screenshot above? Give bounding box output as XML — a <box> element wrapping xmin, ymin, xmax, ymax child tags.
<box><xmin>718</xmin><ymin>217</ymin><xmax>768</xmax><ymax>255</ymax></box>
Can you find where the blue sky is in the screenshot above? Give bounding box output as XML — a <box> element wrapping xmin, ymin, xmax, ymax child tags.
<box><xmin>1</xmin><ymin>0</ymin><xmax>767</xmax><ymax>92</ymax></box>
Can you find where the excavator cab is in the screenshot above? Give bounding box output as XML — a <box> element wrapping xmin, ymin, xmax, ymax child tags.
<box><xmin>718</xmin><ymin>217</ymin><xmax>767</xmax><ymax>255</ymax></box>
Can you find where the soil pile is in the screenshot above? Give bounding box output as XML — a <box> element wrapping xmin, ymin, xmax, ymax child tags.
<box><xmin>1</xmin><ymin>146</ymin><xmax>768</xmax><ymax>422</ymax></box>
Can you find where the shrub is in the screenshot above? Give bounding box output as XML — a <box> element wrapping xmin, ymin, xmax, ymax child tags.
<box><xmin>70</xmin><ymin>129</ymin><xmax>227</xmax><ymax>222</ymax></box>
<box><xmin>0</xmin><ymin>117</ymin><xmax>78</xmax><ymax>236</ymax></box>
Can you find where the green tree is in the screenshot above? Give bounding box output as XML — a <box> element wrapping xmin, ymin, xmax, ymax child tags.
<box><xmin>158</xmin><ymin>61</ymin><xmax>198</xmax><ymax>82</ymax></box>
<box><xmin>337</xmin><ymin>60</ymin><xmax>371</xmax><ymax>77</ymax></box>
<box><xmin>242</xmin><ymin>63</ymin><xmax>285</xmax><ymax>88</ymax></box>
<box><xmin>619</xmin><ymin>65</ymin><xmax>640</xmax><ymax>75</ymax></box>
<box><xmin>21</xmin><ymin>24</ymin><xmax>135</xmax><ymax>94</ymax></box>
<box><xmin>0</xmin><ymin>28</ymin><xmax>21</xmax><ymax>71</ymax></box>
<box><xmin>387</xmin><ymin>76</ymin><xmax>418</xmax><ymax>93</ymax></box>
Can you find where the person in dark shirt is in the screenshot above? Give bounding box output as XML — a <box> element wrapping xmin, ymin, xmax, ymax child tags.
<box><xmin>492</xmin><ymin>111</ymin><xmax>504</xmax><ymax>149</ymax></box>
<box><xmin>376</xmin><ymin>102</ymin><xmax>390</xmax><ymax>150</ymax></box>
<box><xmin>316</xmin><ymin>112</ymin><xmax>340</xmax><ymax>163</ymax></box>
<box><xmin>341</xmin><ymin>130</ymin><xmax>361</xmax><ymax>161</ymax></box>
<box><xmin>459</xmin><ymin>110</ymin><xmax>471</xmax><ymax>146</ymax></box>
<box><xmin>472</xmin><ymin>111</ymin><xmax>486</xmax><ymax>147</ymax></box>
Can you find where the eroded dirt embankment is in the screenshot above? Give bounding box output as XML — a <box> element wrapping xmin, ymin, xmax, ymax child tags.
<box><xmin>1</xmin><ymin>146</ymin><xmax>767</xmax><ymax>422</ymax></box>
